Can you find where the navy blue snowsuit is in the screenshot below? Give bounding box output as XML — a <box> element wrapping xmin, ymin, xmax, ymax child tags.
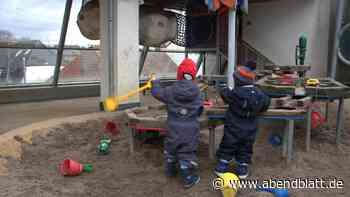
<box><xmin>216</xmin><ymin>81</ymin><xmax>270</xmax><ymax>164</ymax></box>
<box><xmin>151</xmin><ymin>80</ymin><xmax>203</xmax><ymax>163</ymax></box>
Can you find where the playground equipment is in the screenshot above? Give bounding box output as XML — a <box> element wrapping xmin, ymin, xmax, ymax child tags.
<box><xmin>295</xmin><ymin>35</ymin><xmax>307</xmax><ymax>66</ymax></box>
<box><xmin>218</xmin><ymin>172</ymin><xmax>240</xmax><ymax>197</ymax></box>
<box><xmin>59</xmin><ymin>159</ymin><xmax>93</xmax><ymax>176</ymax></box>
<box><xmin>338</xmin><ymin>23</ymin><xmax>350</xmax><ymax>66</ymax></box>
<box><xmin>78</xmin><ymin>0</ymin><xmax>177</xmax><ymax>47</ymax></box>
<box><xmin>103</xmin><ymin>74</ymin><xmax>155</xmax><ymax>112</ymax></box>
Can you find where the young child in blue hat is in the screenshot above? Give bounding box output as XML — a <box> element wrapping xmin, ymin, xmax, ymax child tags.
<box><xmin>215</xmin><ymin>65</ymin><xmax>270</xmax><ymax>179</ymax></box>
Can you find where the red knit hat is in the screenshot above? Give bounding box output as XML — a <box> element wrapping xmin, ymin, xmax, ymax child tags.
<box><xmin>177</xmin><ymin>58</ymin><xmax>197</xmax><ymax>80</ymax></box>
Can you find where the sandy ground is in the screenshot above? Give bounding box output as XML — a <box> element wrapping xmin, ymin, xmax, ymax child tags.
<box><xmin>0</xmin><ymin>96</ymin><xmax>349</xmax><ymax>196</ymax></box>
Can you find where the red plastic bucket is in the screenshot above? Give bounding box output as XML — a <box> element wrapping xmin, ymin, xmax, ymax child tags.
<box><xmin>59</xmin><ymin>159</ymin><xmax>83</xmax><ymax>176</ymax></box>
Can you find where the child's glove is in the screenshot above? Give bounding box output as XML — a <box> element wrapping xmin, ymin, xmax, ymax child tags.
<box><xmin>150</xmin><ymin>73</ymin><xmax>156</xmax><ymax>81</ymax></box>
<box><xmin>150</xmin><ymin>74</ymin><xmax>160</xmax><ymax>86</ymax></box>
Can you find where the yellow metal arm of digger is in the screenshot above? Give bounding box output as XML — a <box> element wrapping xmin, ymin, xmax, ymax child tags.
<box><xmin>103</xmin><ymin>74</ymin><xmax>156</xmax><ymax>112</ymax></box>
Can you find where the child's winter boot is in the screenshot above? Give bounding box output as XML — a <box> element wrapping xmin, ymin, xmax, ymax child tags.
<box><xmin>214</xmin><ymin>159</ymin><xmax>231</xmax><ymax>175</ymax></box>
<box><xmin>235</xmin><ymin>163</ymin><xmax>249</xmax><ymax>179</ymax></box>
<box><xmin>179</xmin><ymin>160</ymin><xmax>200</xmax><ymax>188</ymax></box>
<box><xmin>165</xmin><ymin>158</ymin><xmax>177</xmax><ymax>177</ymax></box>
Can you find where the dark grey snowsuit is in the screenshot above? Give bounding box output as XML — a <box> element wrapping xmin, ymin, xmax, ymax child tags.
<box><xmin>216</xmin><ymin>81</ymin><xmax>270</xmax><ymax>164</ymax></box>
<box><xmin>151</xmin><ymin>79</ymin><xmax>203</xmax><ymax>163</ymax></box>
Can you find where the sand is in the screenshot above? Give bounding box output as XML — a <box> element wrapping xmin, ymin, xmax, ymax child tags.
<box><xmin>0</xmin><ymin>107</ymin><xmax>349</xmax><ymax>197</ymax></box>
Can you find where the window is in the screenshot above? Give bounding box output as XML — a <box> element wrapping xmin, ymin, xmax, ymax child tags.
<box><xmin>0</xmin><ymin>1</ymin><xmax>65</xmax><ymax>86</ymax></box>
<box><xmin>59</xmin><ymin>49</ymin><xmax>101</xmax><ymax>83</ymax></box>
<box><xmin>0</xmin><ymin>49</ymin><xmax>57</xmax><ymax>86</ymax></box>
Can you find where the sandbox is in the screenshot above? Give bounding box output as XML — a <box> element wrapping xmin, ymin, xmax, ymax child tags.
<box><xmin>0</xmin><ymin>102</ymin><xmax>349</xmax><ymax>197</ymax></box>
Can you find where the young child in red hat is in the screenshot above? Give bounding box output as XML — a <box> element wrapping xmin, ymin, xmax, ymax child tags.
<box><xmin>151</xmin><ymin>58</ymin><xmax>203</xmax><ymax>188</ymax></box>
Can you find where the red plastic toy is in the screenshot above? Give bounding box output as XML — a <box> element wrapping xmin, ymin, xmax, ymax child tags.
<box><xmin>59</xmin><ymin>159</ymin><xmax>93</xmax><ymax>176</ymax></box>
<box><xmin>311</xmin><ymin>111</ymin><xmax>325</xmax><ymax>129</ymax></box>
<box><xmin>203</xmin><ymin>100</ymin><xmax>214</xmax><ymax>109</ymax></box>
<box><xmin>105</xmin><ymin>121</ymin><xmax>120</xmax><ymax>136</ymax></box>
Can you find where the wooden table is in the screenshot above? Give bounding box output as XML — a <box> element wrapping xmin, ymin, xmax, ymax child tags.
<box><xmin>126</xmin><ymin>105</ymin><xmax>311</xmax><ymax>164</ymax></box>
<box><xmin>257</xmin><ymin>77</ymin><xmax>350</xmax><ymax>144</ymax></box>
<box><xmin>206</xmin><ymin>108</ymin><xmax>311</xmax><ymax>164</ymax></box>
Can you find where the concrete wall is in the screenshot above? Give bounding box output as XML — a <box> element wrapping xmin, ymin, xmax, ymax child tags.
<box><xmin>243</xmin><ymin>0</ymin><xmax>332</xmax><ymax>77</ymax></box>
<box><xmin>100</xmin><ymin>0</ymin><xmax>140</xmax><ymax>105</ymax></box>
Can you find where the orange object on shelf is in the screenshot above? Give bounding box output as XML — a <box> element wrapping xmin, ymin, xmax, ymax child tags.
<box><xmin>210</xmin><ymin>0</ymin><xmax>236</xmax><ymax>11</ymax></box>
<box><xmin>213</xmin><ymin>0</ymin><xmax>221</xmax><ymax>10</ymax></box>
<box><xmin>221</xmin><ymin>0</ymin><xmax>236</xmax><ymax>8</ymax></box>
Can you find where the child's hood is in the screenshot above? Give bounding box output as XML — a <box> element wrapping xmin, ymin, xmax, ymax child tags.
<box><xmin>172</xmin><ymin>80</ymin><xmax>200</xmax><ymax>102</ymax></box>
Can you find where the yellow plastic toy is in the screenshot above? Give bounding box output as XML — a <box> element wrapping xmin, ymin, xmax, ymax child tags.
<box><xmin>218</xmin><ymin>172</ymin><xmax>240</xmax><ymax>197</ymax></box>
<box><xmin>306</xmin><ymin>78</ymin><xmax>320</xmax><ymax>86</ymax></box>
<box><xmin>103</xmin><ymin>74</ymin><xmax>156</xmax><ymax>112</ymax></box>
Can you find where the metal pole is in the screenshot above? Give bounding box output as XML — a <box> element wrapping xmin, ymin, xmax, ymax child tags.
<box><xmin>185</xmin><ymin>50</ymin><xmax>189</xmax><ymax>58</ymax></box>
<box><xmin>282</xmin><ymin>121</ymin><xmax>288</xmax><ymax>158</ymax></box>
<box><xmin>306</xmin><ymin>107</ymin><xmax>312</xmax><ymax>152</ymax></box>
<box><xmin>325</xmin><ymin>101</ymin><xmax>329</xmax><ymax>121</ymax></box>
<box><xmin>330</xmin><ymin>0</ymin><xmax>346</xmax><ymax>79</ymax></box>
<box><xmin>196</xmin><ymin>53</ymin><xmax>204</xmax><ymax>72</ymax></box>
<box><xmin>107</xmin><ymin>0</ymin><xmax>115</xmax><ymax>96</ymax></box>
<box><xmin>23</xmin><ymin>57</ymin><xmax>26</xmax><ymax>83</ymax></box>
<box><xmin>203</xmin><ymin>52</ymin><xmax>206</xmax><ymax>75</ymax></box>
<box><xmin>209</xmin><ymin>127</ymin><xmax>216</xmax><ymax>160</ymax></box>
<box><xmin>6</xmin><ymin>50</ymin><xmax>10</xmax><ymax>83</ymax></box>
<box><xmin>237</xmin><ymin>12</ymin><xmax>243</xmax><ymax>65</ymax></box>
<box><xmin>227</xmin><ymin>6</ymin><xmax>237</xmax><ymax>88</ymax></box>
<box><xmin>216</xmin><ymin>13</ymin><xmax>221</xmax><ymax>74</ymax></box>
<box><xmin>287</xmin><ymin>120</ymin><xmax>295</xmax><ymax>164</ymax></box>
<box><xmin>139</xmin><ymin>46</ymin><xmax>149</xmax><ymax>76</ymax></box>
<box><xmin>53</xmin><ymin>0</ymin><xmax>73</xmax><ymax>86</ymax></box>
<box><xmin>0</xmin><ymin>46</ymin><xmax>99</xmax><ymax>50</ymax></box>
<box><xmin>146</xmin><ymin>48</ymin><xmax>217</xmax><ymax>53</ymax></box>
<box><xmin>336</xmin><ymin>98</ymin><xmax>344</xmax><ymax>144</ymax></box>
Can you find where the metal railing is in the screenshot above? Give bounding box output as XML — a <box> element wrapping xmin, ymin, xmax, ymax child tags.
<box><xmin>237</xmin><ymin>40</ymin><xmax>275</xmax><ymax>68</ymax></box>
